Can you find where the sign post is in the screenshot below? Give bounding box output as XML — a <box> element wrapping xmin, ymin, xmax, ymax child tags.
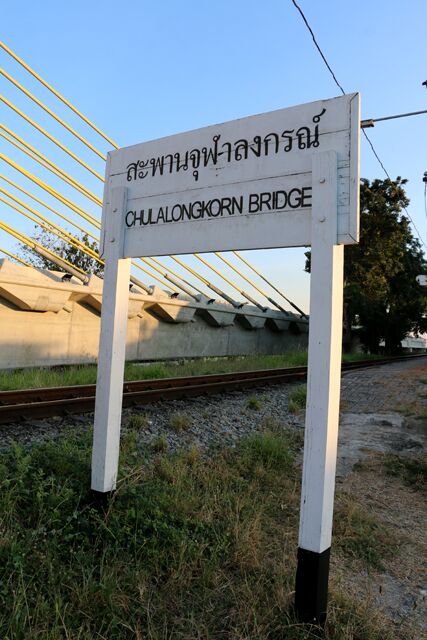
<box><xmin>91</xmin><ymin>185</ymin><xmax>131</xmax><ymax>494</ymax></box>
<box><xmin>295</xmin><ymin>150</ymin><xmax>344</xmax><ymax>622</ymax></box>
<box><xmin>91</xmin><ymin>94</ymin><xmax>360</xmax><ymax>622</ymax></box>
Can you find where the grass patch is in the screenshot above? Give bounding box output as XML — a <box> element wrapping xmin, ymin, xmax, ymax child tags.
<box><xmin>0</xmin><ymin>428</ymin><xmax>403</xmax><ymax>639</ymax></box>
<box><xmin>0</xmin><ymin>350</ymin><xmax>384</xmax><ymax>391</ymax></box>
<box><xmin>382</xmin><ymin>453</ymin><xmax>427</xmax><ymax>492</ymax></box>
<box><xmin>246</xmin><ymin>395</ymin><xmax>262</xmax><ymax>410</ymax></box>
<box><xmin>169</xmin><ymin>411</ymin><xmax>191</xmax><ymax>432</ymax></box>
<box><xmin>127</xmin><ymin>413</ymin><xmax>149</xmax><ymax>430</ymax></box>
<box><xmin>334</xmin><ymin>495</ymin><xmax>400</xmax><ymax>570</ymax></box>
<box><xmin>150</xmin><ymin>434</ymin><xmax>168</xmax><ymax>453</ymax></box>
<box><xmin>288</xmin><ymin>384</ymin><xmax>307</xmax><ymax>414</ymax></box>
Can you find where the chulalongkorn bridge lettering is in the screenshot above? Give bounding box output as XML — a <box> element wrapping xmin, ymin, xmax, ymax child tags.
<box><xmin>125</xmin><ymin>108</ymin><xmax>326</xmax><ymax>184</ymax></box>
<box><xmin>125</xmin><ymin>186</ymin><xmax>312</xmax><ymax>228</ymax></box>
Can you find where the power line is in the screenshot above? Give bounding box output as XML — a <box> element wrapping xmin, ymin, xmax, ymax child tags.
<box><xmin>290</xmin><ymin>0</ymin><xmax>345</xmax><ymax>96</ymax></box>
<box><xmin>290</xmin><ymin>0</ymin><xmax>427</xmax><ymax>250</ymax></box>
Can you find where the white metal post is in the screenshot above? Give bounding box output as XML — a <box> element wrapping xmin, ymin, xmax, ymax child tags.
<box><xmin>295</xmin><ymin>151</ymin><xmax>344</xmax><ymax>623</ymax></box>
<box><xmin>91</xmin><ymin>186</ymin><xmax>131</xmax><ymax>494</ymax></box>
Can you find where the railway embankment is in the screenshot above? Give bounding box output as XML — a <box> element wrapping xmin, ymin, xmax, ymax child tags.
<box><xmin>0</xmin><ymin>356</ymin><xmax>425</xmax><ymax>637</ymax></box>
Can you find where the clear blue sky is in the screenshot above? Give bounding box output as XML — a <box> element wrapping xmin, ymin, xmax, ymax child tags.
<box><xmin>1</xmin><ymin>0</ymin><xmax>426</xmax><ymax>313</ymax></box>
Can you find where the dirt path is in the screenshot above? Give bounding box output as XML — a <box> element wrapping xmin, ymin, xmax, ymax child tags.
<box><xmin>333</xmin><ymin>358</ymin><xmax>427</xmax><ymax>638</ymax></box>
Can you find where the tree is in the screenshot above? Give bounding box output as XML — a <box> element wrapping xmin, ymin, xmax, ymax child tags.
<box><xmin>18</xmin><ymin>226</ymin><xmax>103</xmax><ymax>277</ymax></box>
<box><xmin>305</xmin><ymin>177</ymin><xmax>427</xmax><ymax>354</ymax></box>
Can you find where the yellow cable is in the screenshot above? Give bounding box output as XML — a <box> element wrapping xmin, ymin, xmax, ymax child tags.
<box><xmin>0</xmin><ymin>219</ymin><xmax>87</xmax><ymax>274</ymax></box>
<box><xmin>0</xmin><ymin>125</ymin><xmax>102</xmax><ymax>206</ymax></box>
<box><xmin>0</xmin><ymin>174</ymin><xmax>99</xmax><ymax>242</ymax></box>
<box><xmin>233</xmin><ymin>250</ymin><xmax>306</xmax><ymax>316</ymax></box>
<box><xmin>148</xmin><ymin>256</ymin><xmax>207</xmax><ymax>296</ymax></box>
<box><xmin>0</xmin><ymin>40</ymin><xmax>119</xmax><ymax>148</ymax></box>
<box><xmin>137</xmin><ymin>256</ymin><xmax>197</xmax><ymax>296</ymax></box>
<box><xmin>0</xmin><ymin>96</ymin><xmax>104</xmax><ymax>181</ymax></box>
<box><xmin>0</xmin><ymin>197</ymin><xmax>176</xmax><ymax>291</ymax></box>
<box><xmin>0</xmin><ymin>245</ymin><xmax>31</xmax><ymax>267</ymax></box>
<box><xmin>0</xmin><ymin>42</ymin><xmax>290</xmax><ymax>300</ymax></box>
<box><xmin>170</xmin><ymin>255</ymin><xmax>210</xmax><ymax>286</ymax></box>
<box><xmin>1</xmin><ymin>69</ymin><xmax>106</xmax><ymax>160</ymax></box>
<box><xmin>194</xmin><ymin>253</ymin><xmax>241</xmax><ymax>294</ymax></box>
<box><xmin>0</xmin><ymin>154</ymin><xmax>100</xmax><ymax>227</ymax></box>
<box><xmin>0</xmin><ymin>38</ymin><xmax>280</xmax><ymax>298</ymax></box>
<box><xmin>0</xmin><ymin>186</ymin><xmax>178</xmax><ymax>293</ymax></box>
<box><xmin>130</xmin><ymin>260</ymin><xmax>179</xmax><ymax>293</ymax></box>
<box><xmin>139</xmin><ymin>257</ymin><xmax>168</xmax><ymax>279</ymax></box>
<box><xmin>0</xmin><ymin>42</ymin><xmax>278</xmax><ymax>297</ymax></box>
<box><xmin>214</xmin><ymin>252</ymin><xmax>268</xmax><ymax>298</ymax></box>
<box><xmin>0</xmin><ymin>194</ymin><xmax>101</xmax><ymax>263</ymax></box>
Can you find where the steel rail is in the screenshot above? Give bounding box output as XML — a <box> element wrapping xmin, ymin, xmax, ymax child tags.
<box><xmin>0</xmin><ymin>354</ymin><xmax>426</xmax><ymax>424</ymax></box>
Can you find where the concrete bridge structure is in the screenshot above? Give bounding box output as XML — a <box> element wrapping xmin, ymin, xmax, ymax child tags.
<box><xmin>0</xmin><ymin>259</ymin><xmax>308</xmax><ymax>369</ymax></box>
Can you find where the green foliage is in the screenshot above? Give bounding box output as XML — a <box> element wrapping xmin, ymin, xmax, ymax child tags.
<box><xmin>150</xmin><ymin>435</ymin><xmax>168</xmax><ymax>453</ymax></box>
<box><xmin>288</xmin><ymin>385</ymin><xmax>307</xmax><ymax>413</ymax></box>
<box><xmin>334</xmin><ymin>495</ymin><xmax>399</xmax><ymax>570</ymax></box>
<box><xmin>239</xmin><ymin>430</ymin><xmax>297</xmax><ymax>473</ymax></box>
<box><xmin>246</xmin><ymin>395</ymin><xmax>262</xmax><ymax>410</ymax></box>
<box><xmin>0</xmin><ymin>352</ymin><xmax>383</xmax><ymax>392</ymax></box>
<box><xmin>383</xmin><ymin>453</ymin><xmax>427</xmax><ymax>492</ymax></box>
<box><xmin>169</xmin><ymin>412</ymin><xmax>191</xmax><ymax>432</ymax></box>
<box><xmin>127</xmin><ymin>413</ymin><xmax>149</xmax><ymax>430</ymax></box>
<box><xmin>306</xmin><ymin>177</ymin><xmax>427</xmax><ymax>354</ymax></box>
<box><xmin>0</xmin><ymin>429</ymin><xmax>405</xmax><ymax>639</ymax></box>
<box><xmin>18</xmin><ymin>226</ymin><xmax>103</xmax><ymax>276</ymax></box>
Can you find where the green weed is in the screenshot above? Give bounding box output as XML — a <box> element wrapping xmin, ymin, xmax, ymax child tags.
<box><xmin>334</xmin><ymin>495</ymin><xmax>400</xmax><ymax>570</ymax></box>
<box><xmin>0</xmin><ymin>429</ymin><xmax>405</xmax><ymax>639</ymax></box>
<box><xmin>127</xmin><ymin>413</ymin><xmax>149</xmax><ymax>430</ymax></box>
<box><xmin>169</xmin><ymin>412</ymin><xmax>191</xmax><ymax>432</ymax></box>
<box><xmin>150</xmin><ymin>434</ymin><xmax>168</xmax><ymax>453</ymax></box>
<box><xmin>0</xmin><ymin>350</ymin><xmax>383</xmax><ymax>392</ymax></box>
<box><xmin>383</xmin><ymin>453</ymin><xmax>427</xmax><ymax>492</ymax></box>
<box><xmin>246</xmin><ymin>395</ymin><xmax>262</xmax><ymax>410</ymax></box>
<box><xmin>288</xmin><ymin>385</ymin><xmax>307</xmax><ymax>414</ymax></box>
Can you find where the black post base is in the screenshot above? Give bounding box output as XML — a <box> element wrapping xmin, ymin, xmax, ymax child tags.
<box><xmin>90</xmin><ymin>489</ymin><xmax>115</xmax><ymax>512</ymax></box>
<box><xmin>295</xmin><ymin>546</ymin><xmax>331</xmax><ymax>624</ymax></box>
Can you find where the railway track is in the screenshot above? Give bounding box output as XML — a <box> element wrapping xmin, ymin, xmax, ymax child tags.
<box><xmin>0</xmin><ymin>354</ymin><xmax>426</xmax><ymax>424</ymax></box>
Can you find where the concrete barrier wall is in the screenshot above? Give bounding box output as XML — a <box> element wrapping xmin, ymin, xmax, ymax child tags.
<box><xmin>0</xmin><ymin>260</ymin><xmax>308</xmax><ymax>368</ymax></box>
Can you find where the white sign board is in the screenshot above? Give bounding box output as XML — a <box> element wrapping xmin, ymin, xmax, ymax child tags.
<box><xmin>93</xmin><ymin>93</ymin><xmax>360</xmax><ymax>624</ymax></box>
<box><xmin>101</xmin><ymin>93</ymin><xmax>360</xmax><ymax>257</ymax></box>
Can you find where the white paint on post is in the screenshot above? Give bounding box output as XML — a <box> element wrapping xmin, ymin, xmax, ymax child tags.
<box><xmin>298</xmin><ymin>151</ymin><xmax>344</xmax><ymax>553</ymax></box>
<box><xmin>91</xmin><ymin>186</ymin><xmax>131</xmax><ymax>493</ymax></box>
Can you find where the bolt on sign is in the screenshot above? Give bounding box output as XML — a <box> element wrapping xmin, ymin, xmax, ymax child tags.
<box><xmin>92</xmin><ymin>93</ymin><xmax>360</xmax><ymax>625</ymax></box>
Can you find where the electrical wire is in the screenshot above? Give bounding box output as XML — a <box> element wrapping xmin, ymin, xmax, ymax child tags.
<box><xmin>290</xmin><ymin>0</ymin><xmax>346</xmax><ymax>95</ymax></box>
<box><xmin>290</xmin><ymin>0</ymin><xmax>427</xmax><ymax>250</ymax></box>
